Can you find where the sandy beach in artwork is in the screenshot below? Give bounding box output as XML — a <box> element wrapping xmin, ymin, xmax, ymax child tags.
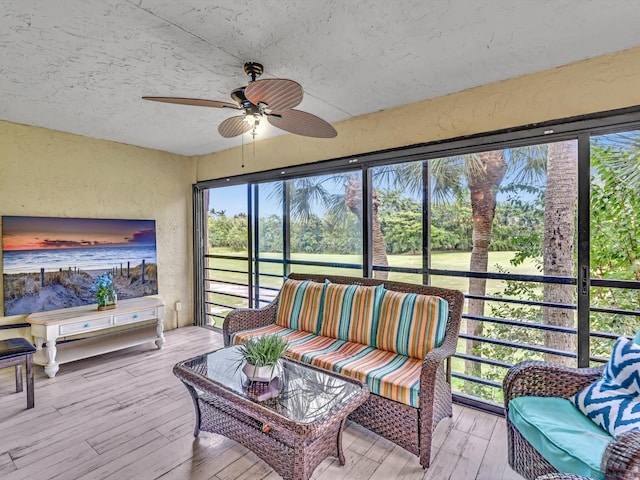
<box><xmin>3</xmin><ymin>263</ymin><xmax>158</xmax><ymax>316</ymax></box>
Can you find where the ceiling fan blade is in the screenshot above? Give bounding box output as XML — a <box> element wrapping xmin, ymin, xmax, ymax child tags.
<box><xmin>142</xmin><ymin>97</ymin><xmax>240</xmax><ymax>109</ymax></box>
<box><xmin>268</xmin><ymin>110</ymin><xmax>337</xmax><ymax>138</ymax></box>
<box><xmin>218</xmin><ymin>115</ymin><xmax>251</xmax><ymax>138</ymax></box>
<box><xmin>245</xmin><ymin>79</ymin><xmax>303</xmax><ymax>111</ymax></box>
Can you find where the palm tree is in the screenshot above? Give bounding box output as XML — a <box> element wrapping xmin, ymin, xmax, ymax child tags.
<box><xmin>457</xmin><ymin>151</ymin><xmax>507</xmax><ymax>379</ymax></box>
<box><xmin>542</xmin><ymin>140</ymin><xmax>577</xmax><ymax>365</ymax></box>
<box><xmin>430</xmin><ymin>148</ymin><xmax>549</xmax><ymax>380</ymax></box>
<box><xmin>276</xmin><ymin>167</ymin><xmax>422</xmax><ymax>281</ymax></box>
<box><xmin>344</xmin><ymin>175</ymin><xmax>390</xmax><ymax>279</ymax></box>
<box><xmin>270</xmin><ymin>147</ymin><xmax>576</xmax><ymax>385</ymax></box>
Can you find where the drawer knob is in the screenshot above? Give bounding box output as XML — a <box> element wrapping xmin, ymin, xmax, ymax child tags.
<box><xmin>133</xmin><ymin>314</ymin><xmax>138</xmax><ymax>319</ymax></box>
<box><xmin>84</xmin><ymin>323</ymin><xmax>89</xmax><ymax>328</ymax></box>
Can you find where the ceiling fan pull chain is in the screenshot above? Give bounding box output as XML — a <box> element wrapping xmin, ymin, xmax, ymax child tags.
<box><xmin>241</xmin><ymin>131</ymin><xmax>245</xmax><ymax>168</ymax></box>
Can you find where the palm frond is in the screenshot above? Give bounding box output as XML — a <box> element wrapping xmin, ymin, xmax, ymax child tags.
<box><xmin>326</xmin><ymin>193</ymin><xmax>350</xmax><ymax>227</ymax></box>
<box><xmin>371</xmin><ymin>162</ymin><xmax>424</xmax><ymax>194</ymax></box>
<box><xmin>264</xmin><ymin>181</ymin><xmax>285</xmax><ymax>203</ymax></box>
<box><xmin>290</xmin><ymin>188</ymin><xmax>325</xmax><ymax>222</ymax></box>
<box><xmin>506</xmin><ymin>144</ymin><xmax>548</xmax><ymax>185</ymax></box>
<box><xmin>598</xmin><ymin>132</ymin><xmax>640</xmax><ymax>188</ymax></box>
<box><xmin>428</xmin><ymin>157</ymin><xmax>465</xmax><ymax>203</ymax></box>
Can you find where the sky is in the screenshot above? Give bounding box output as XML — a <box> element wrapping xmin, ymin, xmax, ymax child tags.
<box><xmin>206</xmin><ymin>163</ymin><xmax>545</xmax><ymax>218</ymax></box>
<box><xmin>2</xmin><ymin>216</ymin><xmax>156</xmax><ymax>251</ymax></box>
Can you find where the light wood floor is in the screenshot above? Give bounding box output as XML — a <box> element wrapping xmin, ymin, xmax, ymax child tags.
<box><xmin>0</xmin><ymin>327</ymin><xmax>524</xmax><ymax>480</ymax></box>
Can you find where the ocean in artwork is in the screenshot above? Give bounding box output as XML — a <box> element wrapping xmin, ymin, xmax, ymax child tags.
<box><xmin>3</xmin><ymin>245</ymin><xmax>157</xmax><ymax>274</ymax></box>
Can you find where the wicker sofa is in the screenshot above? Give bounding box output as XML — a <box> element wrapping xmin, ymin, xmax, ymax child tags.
<box><xmin>223</xmin><ymin>273</ymin><xmax>464</xmax><ymax>468</ymax></box>
<box><xmin>504</xmin><ymin>361</ymin><xmax>640</xmax><ymax>480</ymax></box>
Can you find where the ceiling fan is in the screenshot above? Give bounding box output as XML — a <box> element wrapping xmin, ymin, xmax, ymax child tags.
<box><xmin>143</xmin><ymin>62</ymin><xmax>337</xmax><ymax>139</ymax></box>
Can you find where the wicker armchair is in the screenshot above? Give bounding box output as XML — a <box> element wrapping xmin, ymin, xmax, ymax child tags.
<box><xmin>504</xmin><ymin>361</ymin><xmax>640</xmax><ymax>480</ymax></box>
<box><xmin>223</xmin><ymin>273</ymin><xmax>464</xmax><ymax>468</ymax></box>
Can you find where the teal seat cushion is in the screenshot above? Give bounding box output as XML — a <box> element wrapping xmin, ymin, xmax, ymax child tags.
<box><xmin>509</xmin><ymin>396</ymin><xmax>611</xmax><ymax>480</ymax></box>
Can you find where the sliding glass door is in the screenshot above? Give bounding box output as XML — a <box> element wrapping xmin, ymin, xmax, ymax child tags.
<box><xmin>195</xmin><ymin>112</ymin><xmax>640</xmax><ymax>410</ymax></box>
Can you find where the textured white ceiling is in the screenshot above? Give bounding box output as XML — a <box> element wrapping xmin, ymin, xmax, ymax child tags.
<box><xmin>1</xmin><ymin>0</ymin><xmax>640</xmax><ymax>156</ymax></box>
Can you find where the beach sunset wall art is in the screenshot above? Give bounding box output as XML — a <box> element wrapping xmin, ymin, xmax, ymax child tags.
<box><xmin>2</xmin><ymin>216</ymin><xmax>158</xmax><ymax>315</ymax></box>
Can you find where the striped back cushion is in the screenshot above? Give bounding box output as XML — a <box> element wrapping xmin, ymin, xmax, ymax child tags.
<box><xmin>275</xmin><ymin>279</ymin><xmax>325</xmax><ymax>334</ymax></box>
<box><xmin>320</xmin><ymin>283</ymin><xmax>384</xmax><ymax>346</ymax></box>
<box><xmin>376</xmin><ymin>289</ymin><xmax>449</xmax><ymax>359</ymax></box>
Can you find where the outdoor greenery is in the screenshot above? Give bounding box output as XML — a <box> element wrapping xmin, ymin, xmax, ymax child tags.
<box><xmin>208</xmin><ymin>192</ymin><xmax>544</xmax><ymax>255</ymax></box>
<box><xmin>207</xmin><ymin>131</ymin><xmax>640</xmax><ymax>405</ymax></box>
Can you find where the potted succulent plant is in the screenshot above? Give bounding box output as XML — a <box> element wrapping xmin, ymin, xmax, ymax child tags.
<box><xmin>238</xmin><ymin>335</ymin><xmax>288</xmax><ymax>383</ymax></box>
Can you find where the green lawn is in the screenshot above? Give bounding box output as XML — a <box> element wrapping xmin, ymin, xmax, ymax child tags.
<box><xmin>207</xmin><ymin>249</ymin><xmax>539</xmax><ymax>291</ymax></box>
<box><xmin>205</xmin><ymin>249</ymin><xmax>540</xmax><ymax>327</ymax></box>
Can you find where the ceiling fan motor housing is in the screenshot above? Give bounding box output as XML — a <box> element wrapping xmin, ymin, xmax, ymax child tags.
<box><xmin>243</xmin><ymin>62</ymin><xmax>264</xmax><ymax>82</ymax></box>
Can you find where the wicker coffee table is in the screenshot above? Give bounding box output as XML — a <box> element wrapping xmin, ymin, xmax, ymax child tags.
<box><xmin>173</xmin><ymin>346</ymin><xmax>370</xmax><ymax>480</ymax></box>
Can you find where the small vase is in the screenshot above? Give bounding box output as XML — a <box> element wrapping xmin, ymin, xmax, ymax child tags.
<box><xmin>242</xmin><ymin>361</ymin><xmax>281</xmax><ymax>383</ymax></box>
<box><xmin>97</xmin><ymin>291</ymin><xmax>117</xmax><ymax>311</ymax></box>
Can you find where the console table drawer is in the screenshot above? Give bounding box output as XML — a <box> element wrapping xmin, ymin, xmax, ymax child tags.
<box><xmin>60</xmin><ymin>316</ymin><xmax>112</xmax><ymax>335</ymax></box>
<box><xmin>114</xmin><ymin>308</ymin><xmax>158</xmax><ymax>326</ymax></box>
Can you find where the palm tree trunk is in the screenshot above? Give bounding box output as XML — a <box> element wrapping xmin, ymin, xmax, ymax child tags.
<box><xmin>465</xmin><ymin>151</ymin><xmax>507</xmax><ymax>387</ymax></box>
<box><xmin>344</xmin><ymin>176</ymin><xmax>389</xmax><ymax>280</ymax></box>
<box><xmin>543</xmin><ymin>141</ymin><xmax>577</xmax><ymax>365</ymax></box>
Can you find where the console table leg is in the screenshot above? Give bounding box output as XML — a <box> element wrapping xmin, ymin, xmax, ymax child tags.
<box><xmin>155</xmin><ymin>318</ymin><xmax>165</xmax><ymax>349</ymax></box>
<box><xmin>32</xmin><ymin>336</ymin><xmax>48</xmax><ymax>369</ymax></box>
<box><xmin>44</xmin><ymin>340</ymin><xmax>59</xmax><ymax>378</ymax></box>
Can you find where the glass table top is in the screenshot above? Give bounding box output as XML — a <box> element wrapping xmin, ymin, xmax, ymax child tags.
<box><xmin>176</xmin><ymin>346</ymin><xmax>364</xmax><ymax>424</ymax></box>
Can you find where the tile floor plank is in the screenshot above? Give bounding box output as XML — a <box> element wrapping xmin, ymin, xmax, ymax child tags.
<box><xmin>0</xmin><ymin>452</ymin><xmax>17</xmax><ymax>476</ymax></box>
<box><xmin>0</xmin><ymin>326</ymin><xmax>523</xmax><ymax>480</ymax></box>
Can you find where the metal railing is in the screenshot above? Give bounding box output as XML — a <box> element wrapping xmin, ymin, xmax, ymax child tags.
<box><xmin>203</xmin><ymin>252</ymin><xmax>640</xmax><ymax>411</ymax></box>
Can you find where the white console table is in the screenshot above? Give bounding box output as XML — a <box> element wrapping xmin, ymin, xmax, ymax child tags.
<box><xmin>27</xmin><ymin>297</ymin><xmax>165</xmax><ymax>378</ymax></box>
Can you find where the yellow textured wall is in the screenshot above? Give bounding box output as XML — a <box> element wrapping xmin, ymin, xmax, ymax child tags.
<box><xmin>2</xmin><ymin>45</ymin><xmax>640</xmax><ymax>341</ymax></box>
<box><xmin>0</xmin><ymin>122</ymin><xmax>195</xmax><ymax>338</ymax></box>
<box><xmin>196</xmin><ymin>46</ymin><xmax>640</xmax><ymax>180</ymax></box>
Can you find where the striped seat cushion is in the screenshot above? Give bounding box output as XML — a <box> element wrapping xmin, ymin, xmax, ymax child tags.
<box><xmin>232</xmin><ymin>324</ymin><xmax>347</xmax><ymax>363</ymax></box>
<box><xmin>311</xmin><ymin>344</ymin><xmax>423</xmax><ymax>407</ymax></box>
<box><xmin>320</xmin><ymin>282</ymin><xmax>384</xmax><ymax>346</ymax></box>
<box><xmin>275</xmin><ymin>279</ymin><xmax>326</xmax><ymax>334</ymax></box>
<box><xmin>231</xmin><ymin>326</ymin><xmax>421</xmax><ymax>407</ymax></box>
<box><xmin>376</xmin><ymin>289</ymin><xmax>448</xmax><ymax>359</ymax></box>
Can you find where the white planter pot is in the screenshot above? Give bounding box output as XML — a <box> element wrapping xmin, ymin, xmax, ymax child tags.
<box><xmin>242</xmin><ymin>361</ymin><xmax>281</xmax><ymax>382</ymax></box>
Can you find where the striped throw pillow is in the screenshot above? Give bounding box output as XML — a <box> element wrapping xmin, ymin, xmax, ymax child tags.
<box><xmin>275</xmin><ymin>279</ymin><xmax>325</xmax><ymax>334</ymax></box>
<box><xmin>375</xmin><ymin>289</ymin><xmax>448</xmax><ymax>359</ymax></box>
<box><xmin>573</xmin><ymin>336</ymin><xmax>640</xmax><ymax>437</ymax></box>
<box><xmin>320</xmin><ymin>283</ymin><xmax>384</xmax><ymax>346</ymax></box>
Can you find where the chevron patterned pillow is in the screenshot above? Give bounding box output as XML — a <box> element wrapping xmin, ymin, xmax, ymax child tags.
<box><xmin>573</xmin><ymin>336</ymin><xmax>640</xmax><ymax>437</ymax></box>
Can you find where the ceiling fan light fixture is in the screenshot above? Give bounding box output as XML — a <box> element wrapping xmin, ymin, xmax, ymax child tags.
<box><xmin>244</xmin><ymin>113</ymin><xmax>262</xmax><ymax>138</ymax></box>
<box><xmin>245</xmin><ymin>114</ymin><xmax>260</xmax><ymax>128</ymax></box>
